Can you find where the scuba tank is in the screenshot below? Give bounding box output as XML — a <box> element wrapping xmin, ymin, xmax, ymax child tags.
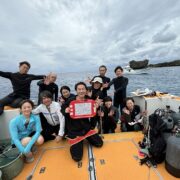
<box><xmin>171</xmin><ymin>106</ymin><xmax>180</xmax><ymax>126</ymax></box>
<box><xmin>161</xmin><ymin>105</ymin><xmax>174</xmax><ymax>131</ymax></box>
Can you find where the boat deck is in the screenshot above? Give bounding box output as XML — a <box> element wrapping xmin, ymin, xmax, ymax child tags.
<box><xmin>15</xmin><ymin>132</ymin><xmax>178</xmax><ymax>180</ymax></box>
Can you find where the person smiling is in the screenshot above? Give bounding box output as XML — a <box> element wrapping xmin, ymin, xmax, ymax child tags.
<box><xmin>9</xmin><ymin>100</ymin><xmax>44</xmax><ymax>163</ymax></box>
<box><xmin>0</xmin><ymin>61</ymin><xmax>45</xmax><ymax>115</ymax></box>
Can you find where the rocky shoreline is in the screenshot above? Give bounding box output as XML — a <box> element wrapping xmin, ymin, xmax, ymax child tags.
<box><xmin>129</xmin><ymin>59</ymin><xmax>180</xmax><ymax>69</ymax></box>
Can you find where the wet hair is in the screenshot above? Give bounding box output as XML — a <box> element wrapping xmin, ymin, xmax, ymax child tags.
<box><xmin>20</xmin><ymin>99</ymin><xmax>34</xmax><ymax>109</ymax></box>
<box><xmin>103</xmin><ymin>96</ymin><xmax>112</xmax><ymax>102</ymax></box>
<box><xmin>75</xmin><ymin>82</ymin><xmax>88</xmax><ymax>91</ymax></box>
<box><xmin>99</xmin><ymin>65</ymin><xmax>107</xmax><ymax>70</ymax></box>
<box><xmin>114</xmin><ymin>66</ymin><xmax>123</xmax><ymax>73</ymax></box>
<box><xmin>40</xmin><ymin>90</ymin><xmax>53</xmax><ymax>100</ymax></box>
<box><xmin>60</xmin><ymin>86</ymin><xmax>71</xmax><ymax>94</ymax></box>
<box><xmin>19</xmin><ymin>61</ymin><xmax>31</xmax><ymax>69</ymax></box>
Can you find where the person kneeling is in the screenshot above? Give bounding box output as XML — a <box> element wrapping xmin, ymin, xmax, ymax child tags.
<box><xmin>62</xmin><ymin>82</ymin><xmax>103</xmax><ymax>162</ymax></box>
<box><xmin>9</xmin><ymin>100</ymin><xmax>44</xmax><ymax>163</ymax></box>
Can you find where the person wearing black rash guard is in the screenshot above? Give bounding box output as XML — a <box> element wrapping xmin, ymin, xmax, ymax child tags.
<box><xmin>88</xmin><ymin>77</ymin><xmax>104</xmax><ymax>100</ymax></box>
<box><xmin>59</xmin><ymin>85</ymin><xmax>75</xmax><ymax>105</ymax></box>
<box><xmin>0</xmin><ymin>61</ymin><xmax>45</xmax><ymax>115</ymax></box>
<box><xmin>61</xmin><ymin>82</ymin><xmax>103</xmax><ymax>162</ymax></box>
<box><xmin>108</xmin><ymin>66</ymin><xmax>128</xmax><ymax>114</ymax></box>
<box><xmin>89</xmin><ymin>65</ymin><xmax>110</xmax><ymax>98</ymax></box>
<box><xmin>37</xmin><ymin>72</ymin><xmax>58</xmax><ymax>104</ymax></box>
<box><xmin>59</xmin><ymin>85</ymin><xmax>75</xmax><ymax>136</ymax></box>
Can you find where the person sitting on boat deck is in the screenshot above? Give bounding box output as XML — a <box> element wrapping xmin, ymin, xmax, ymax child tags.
<box><xmin>61</xmin><ymin>82</ymin><xmax>103</xmax><ymax>162</ymax></box>
<box><xmin>59</xmin><ymin>86</ymin><xmax>75</xmax><ymax>136</ymax></box>
<box><xmin>9</xmin><ymin>100</ymin><xmax>44</xmax><ymax>163</ymax></box>
<box><xmin>37</xmin><ymin>72</ymin><xmax>58</xmax><ymax>105</ymax></box>
<box><xmin>120</xmin><ymin>97</ymin><xmax>144</xmax><ymax>132</ymax></box>
<box><xmin>99</xmin><ymin>96</ymin><xmax>119</xmax><ymax>134</ymax></box>
<box><xmin>59</xmin><ymin>85</ymin><xmax>75</xmax><ymax>106</ymax></box>
<box><xmin>32</xmin><ymin>90</ymin><xmax>65</xmax><ymax>142</ymax></box>
<box><xmin>108</xmin><ymin>66</ymin><xmax>128</xmax><ymax>114</ymax></box>
<box><xmin>0</xmin><ymin>61</ymin><xmax>45</xmax><ymax>115</ymax></box>
<box><xmin>87</xmin><ymin>65</ymin><xmax>110</xmax><ymax>98</ymax></box>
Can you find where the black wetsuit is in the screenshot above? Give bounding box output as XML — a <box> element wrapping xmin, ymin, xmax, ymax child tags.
<box><xmin>61</xmin><ymin>96</ymin><xmax>103</xmax><ymax>161</ymax></box>
<box><xmin>92</xmin><ymin>75</ymin><xmax>110</xmax><ymax>97</ymax></box>
<box><xmin>121</xmin><ymin>105</ymin><xmax>143</xmax><ymax>131</ymax></box>
<box><xmin>89</xmin><ymin>86</ymin><xmax>104</xmax><ymax>100</ymax></box>
<box><xmin>102</xmin><ymin>105</ymin><xmax>119</xmax><ymax>133</ymax></box>
<box><xmin>108</xmin><ymin>76</ymin><xmax>128</xmax><ymax>113</ymax></box>
<box><xmin>59</xmin><ymin>93</ymin><xmax>75</xmax><ymax>136</ymax></box>
<box><xmin>37</xmin><ymin>80</ymin><xmax>58</xmax><ymax>104</ymax></box>
<box><xmin>0</xmin><ymin>71</ymin><xmax>44</xmax><ymax>114</ymax></box>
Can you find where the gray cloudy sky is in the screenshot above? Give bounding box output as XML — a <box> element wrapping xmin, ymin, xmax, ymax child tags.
<box><xmin>0</xmin><ymin>0</ymin><xmax>180</xmax><ymax>73</ymax></box>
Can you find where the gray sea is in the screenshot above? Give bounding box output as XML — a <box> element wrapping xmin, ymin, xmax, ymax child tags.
<box><xmin>0</xmin><ymin>66</ymin><xmax>180</xmax><ymax>103</ymax></box>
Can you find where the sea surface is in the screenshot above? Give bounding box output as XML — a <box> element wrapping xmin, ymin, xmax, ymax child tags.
<box><xmin>0</xmin><ymin>66</ymin><xmax>180</xmax><ymax>103</ymax></box>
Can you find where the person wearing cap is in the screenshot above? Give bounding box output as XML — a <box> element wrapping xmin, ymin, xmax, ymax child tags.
<box><xmin>32</xmin><ymin>90</ymin><xmax>65</xmax><ymax>142</ymax></box>
<box><xmin>37</xmin><ymin>72</ymin><xmax>58</xmax><ymax>105</ymax></box>
<box><xmin>88</xmin><ymin>77</ymin><xmax>105</xmax><ymax>100</ymax></box>
<box><xmin>108</xmin><ymin>66</ymin><xmax>128</xmax><ymax>114</ymax></box>
<box><xmin>88</xmin><ymin>65</ymin><xmax>110</xmax><ymax>98</ymax></box>
<box><xmin>0</xmin><ymin>61</ymin><xmax>45</xmax><ymax>115</ymax></box>
<box><xmin>99</xmin><ymin>96</ymin><xmax>119</xmax><ymax>134</ymax></box>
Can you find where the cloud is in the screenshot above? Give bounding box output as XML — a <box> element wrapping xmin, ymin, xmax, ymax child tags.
<box><xmin>0</xmin><ymin>0</ymin><xmax>180</xmax><ymax>72</ymax></box>
<box><xmin>152</xmin><ymin>24</ymin><xmax>177</xmax><ymax>43</ymax></box>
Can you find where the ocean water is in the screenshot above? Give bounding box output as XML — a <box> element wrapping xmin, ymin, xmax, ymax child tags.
<box><xmin>0</xmin><ymin>66</ymin><xmax>180</xmax><ymax>102</ymax></box>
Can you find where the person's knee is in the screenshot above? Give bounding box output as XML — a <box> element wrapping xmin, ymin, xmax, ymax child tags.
<box><xmin>70</xmin><ymin>147</ymin><xmax>83</xmax><ymax>162</ymax></box>
<box><xmin>96</xmin><ymin>141</ymin><xmax>103</xmax><ymax>147</ymax></box>
<box><xmin>36</xmin><ymin>135</ymin><xmax>44</xmax><ymax>145</ymax></box>
<box><xmin>94</xmin><ymin>138</ymin><xmax>103</xmax><ymax>148</ymax></box>
<box><xmin>21</xmin><ymin>137</ymin><xmax>31</xmax><ymax>146</ymax></box>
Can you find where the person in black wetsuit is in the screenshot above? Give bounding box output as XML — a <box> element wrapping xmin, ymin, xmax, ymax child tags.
<box><xmin>100</xmin><ymin>96</ymin><xmax>119</xmax><ymax>134</ymax></box>
<box><xmin>88</xmin><ymin>77</ymin><xmax>104</xmax><ymax>100</ymax></box>
<box><xmin>0</xmin><ymin>61</ymin><xmax>45</xmax><ymax>115</ymax></box>
<box><xmin>120</xmin><ymin>97</ymin><xmax>143</xmax><ymax>132</ymax></box>
<box><xmin>59</xmin><ymin>85</ymin><xmax>75</xmax><ymax>136</ymax></box>
<box><xmin>88</xmin><ymin>65</ymin><xmax>110</xmax><ymax>98</ymax></box>
<box><xmin>37</xmin><ymin>72</ymin><xmax>58</xmax><ymax>104</ymax></box>
<box><xmin>59</xmin><ymin>85</ymin><xmax>75</xmax><ymax>106</ymax></box>
<box><xmin>61</xmin><ymin>82</ymin><xmax>103</xmax><ymax>162</ymax></box>
<box><xmin>108</xmin><ymin>66</ymin><xmax>128</xmax><ymax>114</ymax></box>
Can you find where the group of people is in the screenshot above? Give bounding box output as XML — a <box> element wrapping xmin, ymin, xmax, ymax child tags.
<box><xmin>0</xmin><ymin>61</ymin><xmax>145</xmax><ymax>163</ymax></box>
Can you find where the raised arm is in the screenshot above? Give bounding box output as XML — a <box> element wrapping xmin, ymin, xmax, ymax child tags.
<box><xmin>0</xmin><ymin>71</ymin><xmax>12</xmax><ymax>79</ymax></box>
<box><xmin>29</xmin><ymin>74</ymin><xmax>45</xmax><ymax>81</ymax></box>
